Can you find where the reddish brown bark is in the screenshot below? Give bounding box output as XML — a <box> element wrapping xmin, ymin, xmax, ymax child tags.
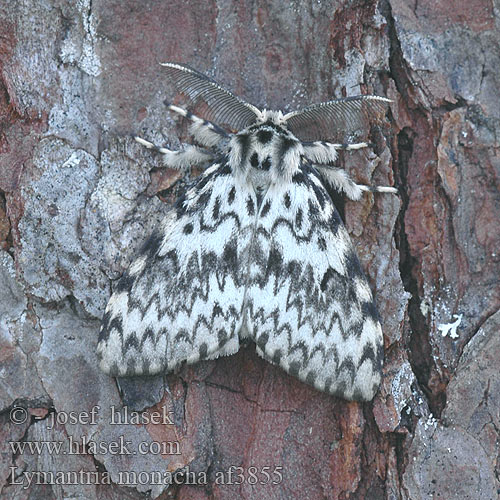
<box><xmin>1</xmin><ymin>0</ymin><xmax>498</xmax><ymax>498</ymax></box>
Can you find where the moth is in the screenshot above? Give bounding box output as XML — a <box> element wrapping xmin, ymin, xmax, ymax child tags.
<box><xmin>97</xmin><ymin>63</ymin><xmax>397</xmax><ymax>402</ymax></box>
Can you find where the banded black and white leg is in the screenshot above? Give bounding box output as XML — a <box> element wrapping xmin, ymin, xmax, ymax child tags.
<box><xmin>302</xmin><ymin>140</ymin><xmax>397</xmax><ymax>200</ymax></box>
<box><xmin>134</xmin><ymin>136</ymin><xmax>215</xmax><ymax>170</ymax></box>
<box><xmin>165</xmin><ymin>102</ymin><xmax>230</xmax><ymax>150</ymax></box>
<box><xmin>135</xmin><ymin>104</ymin><xmax>231</xmax><ymax>169</ymax></box>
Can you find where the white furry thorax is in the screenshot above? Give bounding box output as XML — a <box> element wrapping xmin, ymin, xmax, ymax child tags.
<box><xmin>228</xmin><ymin>111</ymin><xmax>303</xmax><ymax>188</ymax></box>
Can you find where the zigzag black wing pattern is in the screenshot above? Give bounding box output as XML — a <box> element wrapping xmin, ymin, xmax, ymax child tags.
<box><xmin>244</xmin><ymin>164</ymin><xmax>383</xmax><ymax>401</ymax></box>
<box><xmin>97</xmin><ymin>162</ymin><xmax>255</xmax><ymax>376</ymax></box>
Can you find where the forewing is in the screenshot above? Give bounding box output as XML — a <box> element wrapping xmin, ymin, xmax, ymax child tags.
<box><xmin>97</xmin><ymin>163</ymin><xmax>252</xmax><ymax>376</ymax></box>
<box><xmin>284</xmin><ymin>96</ymin><xmax>391</xmax><ymax>143</ymax></box>
<box><xmin>245</xmin><ymin>165</ymin><xmax>383</xmax><ymax>401</ymax></box>
<box><xmin>161</xmin><ymin>63</ymin><xmax>259</xmax><ymax>132</ymax></box>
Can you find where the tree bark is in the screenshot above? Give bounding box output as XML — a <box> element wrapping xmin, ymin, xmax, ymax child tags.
<box><xmin>0</xmin><ymin>0</ymin><xmax>498</xmax><ymax>498</ymax></box>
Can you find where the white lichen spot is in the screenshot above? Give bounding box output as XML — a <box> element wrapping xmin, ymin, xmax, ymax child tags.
<box><xmin>77</xmin><ymin>0</ymin><xmax>101</xmax><ymax>76</ymax></box>
<box><xmin>423</xmin><ymin>413</ymin><xmax>437</xmax><ymax>431</ymax></box>
<box><xmin>420</xmin><ymin>298</ymin><xmax>431</xmax><ymax>317</ymax></box>
<box><xmin>336</xmin><ymin>49</ymin><xmax>364</xmax><ymax>96</ymax></box>
<box><xmin>438</xmin><ymin>314</ymin><xmax>463</xmax><ymax>339</ymax></box>
<box><xmin>391</xmin><ymin>361</ymin><xmax>415</xmax><ymax>415</ymax></box>
<box><xmin>59</xmin><ymin>39</ymin><xmax>78</xmax><ymax>64</ymax></box>
<box><xmin>61</xmin><ymin>152</ymin><xmax>82</xmax><ymax>169</ymax></box>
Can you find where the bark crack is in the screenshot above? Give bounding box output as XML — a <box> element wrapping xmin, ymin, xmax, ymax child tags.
<box><xmin>381</xmin><ymin>0</ymin><xmax>451</xmax><ymax>482</ymax></box>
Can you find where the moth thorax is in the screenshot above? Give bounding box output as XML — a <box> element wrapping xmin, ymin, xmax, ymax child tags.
<box><xmin>229</xmin><ymin>122</ymin><xmax>302</xmax><ymax>187</ymax></box>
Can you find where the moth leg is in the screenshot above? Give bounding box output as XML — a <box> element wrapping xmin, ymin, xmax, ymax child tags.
<box><xmin>301</xmin><ymin>140</ymin><xmax>396</xmax><ymax>200</ymax></box>
<box><xmin>166</xmin><ymin>102</ymin><xmax>230</xmax><ymax>149</ymax></box>
<box><xmin>302</xmin><ymin>140</ymin><xmax>371</xmax><ymax>164</ymax></box>
<box><xmin>135</xmin><ymin>136</ymin><xmax>214</xmax><ymax>170</ymax></box>
<box><xmin>314</xmin><ymin>164</ymin><xmax>398</xmax><ymax>200</ymax></box>
<box><xmin>334</xmin><ymin>141</ymin><xmax>371</xmax><ymax>151</ymax></box>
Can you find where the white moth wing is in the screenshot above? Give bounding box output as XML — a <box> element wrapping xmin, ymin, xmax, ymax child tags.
<box><xmin>97</xmin><ymin>163</ymin><xmax>253</xmax><ymax>376</ymax></box>
<box><xmin>245</xmin><ymin>165</ymin><xmax>383</xmax><ymax>401</ymax></box>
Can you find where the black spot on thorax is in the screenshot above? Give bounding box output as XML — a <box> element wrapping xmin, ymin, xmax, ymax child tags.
<box><xmin>246</xmin><ymin>196</ymin><xmax>255</xmax><ymax>216</ymax></box>
<box><xmin>283</xmin><ymin>192</ymin><xmax>291</xmax><ymax>209</ymax></box>
<box><xmin>261</xmin><ymin>156</ymin><xmax>271</xmax><ymax>171</ymax></box>
<box><xmin>261</xmin><ymin>200</ymin><xmax>271</xmax><ymax>217</ymax></box>
<box><xmin>257</xmin><ymin>129</ymin><xmax>273</xmax><ymax>144</ymax></box>
<box><xmin>250</xmin><ymin>152</ymin><xmax>259</xmax><ymax>168</ymax></box>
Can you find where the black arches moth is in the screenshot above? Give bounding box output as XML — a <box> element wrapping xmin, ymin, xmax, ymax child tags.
<box><xmin>97</xmin><ymin>63</ymin><xmax>396</xmax><ymax>402</ymax></box>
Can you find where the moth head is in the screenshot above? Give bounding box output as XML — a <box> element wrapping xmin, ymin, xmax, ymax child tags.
<box><xmin>254</xmin><ymin>109</ymin><xmax>286</xmax><ymax>126</ymax></box>
<box><xmin>161</xmin><ymin>63</ymin><xmax>391</xmax><ymax>184</ymax></box>
<box><xmin>161</xmin><ymin>63</ymin><xmax>390</xmax><ymax>143</ymax></box>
